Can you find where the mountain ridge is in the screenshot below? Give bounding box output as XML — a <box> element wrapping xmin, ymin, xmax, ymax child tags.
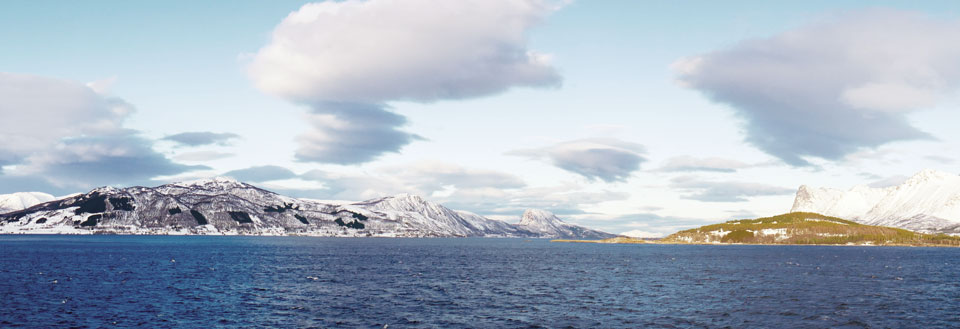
<box><xmin>0</xmin><ymin>178</ymin><xmax>615</xmax><ymax>238</ymax></box>
<box><xmin>791</xmin><ymin>169</ymin><xmax>960</xmax><ymax>234</ymax></box>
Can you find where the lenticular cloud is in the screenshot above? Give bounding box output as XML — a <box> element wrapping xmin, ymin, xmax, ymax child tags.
<box><xmin>249</xmin><ymin>0</ymin><xmax>563</xmax><ymax>164</ymax></box>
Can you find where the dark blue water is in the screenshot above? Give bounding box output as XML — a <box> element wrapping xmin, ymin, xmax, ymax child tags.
<box><xmin>0</xmin><ymin>236</ymin><xmax>958</xmax><ymax>328</ymax></box>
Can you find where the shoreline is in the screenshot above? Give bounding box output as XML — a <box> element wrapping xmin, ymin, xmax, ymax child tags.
<box><xmin>551</xmin><ymin>238</ymin><xmax>960</xmax><ymax>248</ymax></box>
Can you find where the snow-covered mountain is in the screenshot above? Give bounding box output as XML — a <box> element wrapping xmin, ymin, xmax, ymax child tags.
<box><xmin>0</xmin><ymin>178</ymin><xmax>615</xmax><ymax>238</ymax></box>
<box><xmin>791</xmin><ymin>169</ymin><xmax>960</xmax><ymax>234</ymax></box>
<box><xmin>515</xmin><ymin>209</ymin><xmax>617</xmax><ymax>239</ymax></box>
<box><xmin>0</xmin><ymin>192</ymin><xmax>55</xmax><ymax>214</ymax></box>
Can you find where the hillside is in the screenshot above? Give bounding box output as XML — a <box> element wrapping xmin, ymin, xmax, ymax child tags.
<box><xmin>660</xmin><ymin>212</ymin><xmax>960</xmax><ymax>247</ymax></box>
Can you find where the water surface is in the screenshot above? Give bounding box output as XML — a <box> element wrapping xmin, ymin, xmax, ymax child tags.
<box><xmin>1</xmin><ymin>236</ymin><xmax>958</xmax><ymax>327</ymax></box>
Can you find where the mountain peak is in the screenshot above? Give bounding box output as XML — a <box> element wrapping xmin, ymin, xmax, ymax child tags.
<box><xmin>906</xmin><ymin>169</ymin><xmax>956</xmax><ymax>184</ymax></box>
<box><xmin>173</xmin><ymin>176</ymin><xmax>244</xmax><ymax>188</ymax></box>
<box><xmin>516</xmin><ymin>209</ymin><xmax>617</xmax><ymax>239</ymax></box>
<box><xmin>390</xmin><ymin>193</ymin><xmax>426</xmax><ymax>203</ymax></box>
<box><xmin>520</xmin><ymin>209</ymin><xmax>558</xmax><ymax>224</ymax></box>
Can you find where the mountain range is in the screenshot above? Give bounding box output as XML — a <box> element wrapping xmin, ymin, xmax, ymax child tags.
<box><xmin>0</xmin><ymin>177</ymin><xmax>616</xmax><ymax>238</ymax></box>
<box><xmin>791</xmin><ymin>169</ymin><xmax>960</xmax><ymax>234</ymax></box>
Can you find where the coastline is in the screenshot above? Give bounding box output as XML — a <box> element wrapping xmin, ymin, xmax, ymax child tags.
<box><xmin>551</xmin><ymin>238</ymin><xmax>960</xmax><ymax>248</ymax></box>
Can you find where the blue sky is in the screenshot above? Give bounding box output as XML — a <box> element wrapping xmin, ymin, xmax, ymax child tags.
<box><xmin>3</xmin><ymin>0</ymin><xmax>960</xmax><ymax>235</ymax></box>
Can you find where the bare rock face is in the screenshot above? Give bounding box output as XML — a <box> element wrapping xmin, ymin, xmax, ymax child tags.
<box><xmin>790</xmin><ymin>169</ymin><xmax>960</xmax><ymax>234</ymax></box>
<box><xmin>0</xmin><ymin>178</ymin><xmax>616</xmax><ymax>238</ymax></box>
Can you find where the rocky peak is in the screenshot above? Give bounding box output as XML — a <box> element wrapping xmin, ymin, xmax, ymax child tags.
<box><xmin>904</xmin><ymin>169</ymin><xmax>956</xmax><ymax>185</ymax></box>
<box><xmin>520</xmin><ymin>209</ymin><xmax>559</xmax><ymax>226</ymax></box>
<box><xmin>172</xmin><ymin>176</ymin><xmax>245</xmax><ymax>189</ymax></box>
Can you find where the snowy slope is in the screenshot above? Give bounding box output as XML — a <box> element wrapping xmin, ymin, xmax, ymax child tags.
<box><xmin>515</xmin><ymin>209</ymin><xmax>618</xmax><ymax>239</ymax></box>
<box><xmin>791</xmin><ymin>169</ymin><xmax>960</xmax><ymax>234</ymax></box>
<box><xmin>0</xmin><ymin>192</ymin><xmax>55</xmax><ymax>214</ymax></box>
<box><xmin>346</xmin><ymin>194</ymin><xmax>534</xmax><ymax>237</ymax></box>
<box><xmin>0</xmin><ymin>179</ymin><xmax>615</xmax><ymax>238</ymax></box>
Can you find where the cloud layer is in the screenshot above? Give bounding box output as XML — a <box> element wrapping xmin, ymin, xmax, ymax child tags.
<box><xmin>0</xmin><ymin>73</ymin><xmax>198</xmax><ymax>193</ymax></box>
<box><xmin>656</xmin><ymin>156</ymin><xmax>751</xmax><ymax>173</ymax></box>
<box><xmin>249</xmin><ymin>0</ymin><xmax>562</xmax><ymax>164</ymax></box>
<box><xmin>162</xmin><ymin>132</ymin><xmax>239</xmax><ymax>147</ymax></box>
<box><xmin>509</xmin><ymin>138</ymin><xmax>646</xmax><ymax>182</ymax></box>
<box><xmin>293</xmin><ymin>103</ymin><xmax>422</xmax><ymax>164</ymax></box>
<box><xmin>0</xmin><ymin>73</ymin><xmax>131</xmax><ymax>164</ymax></box>
<box><xmin>675</xmin><ymin>9</ymin><xmax>960</xmax><ymax>166</ymax></box>
<box><xmin>669</xmin><ymin>176</ymin><xmax>795</xmax><ymax>202</ymax></box>
<box><xmin>223</xmin><ymin>165</ymin><xmax>298</xmax><ymax>183</ymax></box>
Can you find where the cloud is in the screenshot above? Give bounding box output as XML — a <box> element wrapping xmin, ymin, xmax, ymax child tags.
<box><xmin>0</xmin><ymin>175</ymin><xmax>77</xmax><ymax>196</ymax></box>
<box><xmin>298</xmin><ymin>161</ymin><xmax>526</xmax><ymax>199</ymax></box>
<box><xmin>674</xmin><ymin>9</ymin><xmax>960</xmax><ymax>166</ymax></box>
<box><xmin>925</xmin><ymin>155</ymin><xmax>955</xmax><ymax>164</ymax></box>
<box><xmin>8</xmin><ymin>132</ymin><xmax>205</xmax><ymax>190</ymax></box>
<box><xmin>388</xmin><ymin>161</ymin><xmax>527</xmax><ymax>192</ymax></box>
<box><xmin>656</xmin><ymin>156</ymin><xmax>751</xmax><ymax>173</ymax></box>
<box><xmin>249</xmin><ymin>0</ymin><xmax>562</xmax><ymax>164</ymax></box>
<box><xmin>294</xmin><ymin>103</ymin><xmax>423</xmax><ymax>164</ymax></box>
<box><xmin>670</xmin><ymin>176</ymin><xmax>795</xmax><ymax>202</ymax></box>
<box><xmin>173</xmin><ymin>151</ymin><xmax>235</xmax><ymax>162</ymax></box>
<box><xmin>223</xmin><ymin>165</ymin><xmax>298</xmax><ymax>183</ymax></box>
<box><xmin>508</xmin><ymin>138</ymin><xmax>646</xmax><ymax>182</ymax></box>
<box><xmin>619</xmin><ymin>230</ymin><xmax>665</xmax><ymax>239</ymax></box>
<box><xmin>868</xmin><ymin>175</ymin><xmax>909</xmax><ymax>188</ymax></box>
<box><xmin>584</xmin><ymin>212</ymin><xmax>714</xmax><ymax>237</ymax></box>
<box><xmin>0</xmin><ymin>73</ymin><xmax>200</xmax><ymax>193</ymax></box>
<box><xmin>161</xmin><ymin>132</ymin><xmax>239</xmax><ymax>147</ymax></box>
<box><xmin>0</xmin><ymin>72</ymin><xmax>131</xmax><ymax>164</ymax></box>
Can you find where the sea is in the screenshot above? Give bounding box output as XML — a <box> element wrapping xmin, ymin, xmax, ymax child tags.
<box><xmin>0</xmin><ymin>235</ymin><xmax>958</xmax><ymax>328</ymax></box>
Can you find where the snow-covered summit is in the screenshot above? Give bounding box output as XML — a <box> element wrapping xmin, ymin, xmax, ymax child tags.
<box><xmin>905</xmin><ymin>168</ymin><xmax>955</xmax><ymax>184</ymax></box>
<box><xmin>0</xmin><ymin>192</ymin><xmax>55</xmax><ymax>214</ymax></box>
<box><xmin>172</xmin><ymin>176</ymin><xmax>245</xmax><ymax>188</ymax></box>
<box><xmin>791</xmin><ymin>169</ymin><xmax>960</xmax><ymax>234</ymax></box>
<box><xmin>519</xmin><ymin>209</ymin><xmax>565</xmax><ymax>231</ymax></box>
<box><xmin>517</xmin><ymin>209</ymin><xmax>618</xmax><ymax>239</ymax></box>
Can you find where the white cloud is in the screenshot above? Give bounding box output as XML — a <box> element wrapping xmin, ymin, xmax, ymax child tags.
<box><xmin>248</xmin><ymin>0</ymin><xmax>563</xmax><ymax>164</ymax></box>
<box><xmin>0</xmin><ymin>73</ymin><xmax>199</xmax><ymax>193</ymax></box>
<box><xmin>620</xmin><ymin>229</ymin><xmax>664</xmax><ymax>238</ymax></box>
<box><xmin>670</xmin><ymin>176</ymin><xmax>795</xmax><ymax>203</ymax></box>
<box><xmin>675</xmin><ymin>9</ymin><xmax>960</xmax><ymax>165</ymax></box>
<box><xmin>249</xmin><ymin>0</ymin><xmax>561</xmax><ymax>104</ymax></box>
<box><xmin>840</xmin><ymin>82</ymin><xmax>938</xmax><ymax>112</ymax></box>
<box><xmin>508</xmin><ymin>138</ymin><xmax>646</xmax><ymax>182</ymax></box>
<box><xmin>298</xmin><ymin>160</ymin><xmax>526</xmax><ymax>200</ymax></box>
<box><xmin>294</xmin><ymin>106</ymin><xmax>421</xmax><ymax>164</ymax></box>
<box><xmin>656</xmin><ymin>156</ymin><xmax>751</xmax><ymax>173</ymax></box>
<box><xmin>173</xmin><ymin>151</ymin><xmax>235</xmax><ymax>162</ymax></box>
<box><xmin>161</xmin><ymin>132</ymin><xmax>240</xmax><ymax>147</ymax></box>
<box><xmin>0</xmin><ymin>73</ymin><xmax>131</xmax><ymax>163</ymax></box>
<box><xmin>868</xmin><ymin>175</ymin><xmax>909</xmax><ymax>188</ymax></box>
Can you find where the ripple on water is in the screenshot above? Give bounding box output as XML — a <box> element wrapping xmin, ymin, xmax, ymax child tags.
<box><xmin>0</xmin><ymin>236</ymin><xmax>959</xmax><ymax>328</ymax></box>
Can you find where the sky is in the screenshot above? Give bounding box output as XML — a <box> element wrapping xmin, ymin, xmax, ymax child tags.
<box><xmin>3</xmin><ymin>0</ymin><xmax>960</xmax><ymax>236</ymax></box>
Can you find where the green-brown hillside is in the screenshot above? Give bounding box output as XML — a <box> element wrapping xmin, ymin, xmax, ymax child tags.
<box><xmin>660</xmin><ymin>212</ymin><xmax>960</xmax><ymax>247</ymax></box>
